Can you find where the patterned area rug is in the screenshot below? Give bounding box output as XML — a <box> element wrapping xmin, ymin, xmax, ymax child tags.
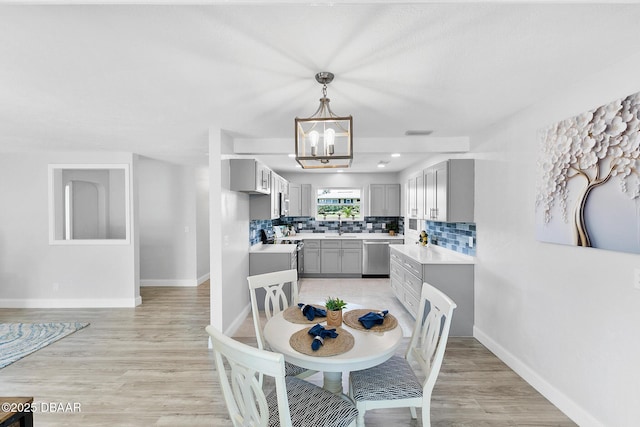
<box><xmin>0</xmin><ymin>322</ymin><xmax>89</xmax><ymax>369</ymax></box>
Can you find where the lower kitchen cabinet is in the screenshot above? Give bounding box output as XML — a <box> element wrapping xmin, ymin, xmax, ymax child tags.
<box><xmin>390</xmin><ymin>246</ymin><xmax>474</xmax><ymax>336</ymax></box>
<box><xmin>341</xmin><ymin>246</ymin><xmax>363</xmax><ymax>274</ymax></box>
<box><xmin>320</xmin><ymin>240</ymin><xmax>362</xmax><ymax>275</ymax></box>
<box><xmin>303</xmin><ymin>240</ymin><xmax>321</xmax><ymax>274</ymax></box>
<box><xmin>250</xmin><ymin>249</ymin><xmax>297</xmax><ymax>309</ymax></box>
<box><xmin>320</xmin><ymin>247</ymin><xmax>341</xmax><ymax>274</ymax></box>
<box><xmin>302</xmin><ymin>239</ymin><xmax>363</xmax><ymax>277</ymax></box>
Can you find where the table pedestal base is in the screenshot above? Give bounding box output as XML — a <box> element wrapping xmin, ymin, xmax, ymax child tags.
<box><xmin>323</xmin><ymin>371</ymin><xmax>343</xmax><ymax>394</ymax></box>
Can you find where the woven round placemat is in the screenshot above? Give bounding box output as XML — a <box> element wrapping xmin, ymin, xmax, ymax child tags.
<box><xmin>343</xmin><ymin>309</ymin><xmax>398</xmax><ymax>332</ymax></box>
<box><xmin>283</xmin><ymin>304</ymin><xmax>327</xmax><ymax>324</ymax></box>
<box><xmin>289</xmin><ymin>326</ymin><xmax>354</xmax><ymax>357</ymax></box>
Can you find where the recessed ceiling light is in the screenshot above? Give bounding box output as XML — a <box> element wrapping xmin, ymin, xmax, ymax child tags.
<box><xmin>377</xmin><ymin>163</ymin><xmax>386</xmax><ymax>168</ymax></box>
<box><xmin>337</xmin><ymin>170</ymin><xmax>344</xmax><ymax>173</ymax></box>
<box><xmin>391</xmin><ymin>153</ymin><xmax>401</xmax><ymax>157</ymax></box>
<box><xmin>288</xmin><ymin>153</ymin><xmax>296</xmax><ymax>158</ymax></box>
<box><xmin>405</xmin><ymin>130</ymin><xmax>433</xmax><ymax>136</ymax></box>
<box><xmin>295</xmin><ymin>164</ymin><xmax>302</xmax><ymax>168</ymax></box>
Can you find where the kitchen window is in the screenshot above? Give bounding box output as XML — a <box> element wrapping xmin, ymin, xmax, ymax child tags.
<box><xmin>316</xmin><ymin>188</ymin><xmax>361</xmax><ymax>221</ymax></box>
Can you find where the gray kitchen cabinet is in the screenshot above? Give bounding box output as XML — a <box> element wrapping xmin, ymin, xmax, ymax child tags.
<box><xmin>303</xmin><ymin>240</ymin><xmax>321</xmax><ymax>274</ymax></box>
<box><xmin>250</xmin><ymin>171</ymin><xmax>289</xmax><ymax>220</ymax></box>
<box><xmin>301</xmin><ymin>184</ymin><xmax>312</xmax><ymax>216</ymax></box>
<box><xmin>230</xmin><ymin>158</ymin><xmax>288</xmax><ymax>220</ymax></box>
<box><xmin>406</xmin><ymin>173</ymin><xmax>424</xmax><ymax>219</ymax></box>
<box><xmin>230</xmin><ymin>159</ymin><xmax>271</xmax><ymax>194</ymax></box>
<box><xmin>320</xmin><ymin>240</ymin><xmax>341</xmax><ymax>274</ymax></box>
<box><xmin>407</xmin><ymin>176</ymin><xmax>417</xmax><ymax>218</ymax></box>
<box><xmin>416</xmin><ymin>174</ymin><xmax>424</xmax><ymax>219</ymax></box>
<box><xmin>289</xmin><ymin>183</ymin><xmax>301</xmax><ymax>216</ymax></box>
<box><xmin>389</xmin><ymin>247</ymin><xmax>474</xmax><ymax>336</ymax></box>
<box><xmin>270</xmin><ymin>173</ymin><xmax>280</xmax><ymax>219</ymax></box>
<box><xmin>289</xmin><ymin>183</ymin><xmax>312</xmax><ymax>217</ymax></box>
<box><xmin>369</xmin><ymin>184</ymin><xmax>400</xmax><ymax>216</ymax></box>
<box><xmin>250</xmin><ymin>250</ymin><xmax>297</xmax><ymax>309</ymax></box>
<box><xmin>319</xmin><ymin>239</ymin><xmax>362</xmax><ymax>275</ymax></box>
<box><xmin>320</xmin><ymin>249</ymin><xmax>341</xmax><ymax>274</ymax></box>
<box><xmin>250</xmin><ymin>193</ymin><xmax>278</xmax><ymax>220</ymax></box>
<box><xmin>424</xmin><ymin>159</ymin><xmax>474</xmax><ymax>223</ymax></box>
<box><xmin>341</xmin><ymin>246</ymin><xmax>363</xmax><ymax>274</ymax></box>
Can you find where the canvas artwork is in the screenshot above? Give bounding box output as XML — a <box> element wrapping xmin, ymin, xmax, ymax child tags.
<box><xmin>535</xmin><ymin>91</ymin><xmax>640</xmax><ymax>254</ymax></box>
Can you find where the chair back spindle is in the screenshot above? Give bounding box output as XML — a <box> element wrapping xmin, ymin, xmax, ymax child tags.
<box><xmin>247</xmin><ymin>269</ymin><xmax>299</xmax><ymax>350</ymax></box>
<box><xmin>206</xmin><ymin>325</ymin><xmax>292</xmax><ymax>427</ymax></box>
<box><xmin>407</xmin><ymin>284</ymin><xmax>456</xmax><ymax>397</ymax></box>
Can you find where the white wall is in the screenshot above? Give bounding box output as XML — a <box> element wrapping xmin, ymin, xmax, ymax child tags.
<box><xmin>0</xmin><ymin>152</ymin><xmax>139</xmax><ymax>307</ymax></box>
<box><xmin>196</xmin><ymin>166</ymin><xmax>210</xmax><ymax>282</ymax></box>
<box><xmin>210</xmin><ymin>130</ymin><xmax>251</xmax><ymax>335</ymax></box>
<box><xmin>138</xmin><ymin>158</ymin><xmax>202</xmax><ymax>286</ymax></box>
<box><xmin>471</xmin><ymin>53</ymin><xmax>640</xmax><ymax>426</ymax></box>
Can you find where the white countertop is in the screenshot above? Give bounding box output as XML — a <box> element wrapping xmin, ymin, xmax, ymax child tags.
<box><xmin>391</xmin><ymin>244</ymin><xmax>475</xmax><ymax>265</ymax></box>
<box><xmin>292</xmin><ymin>233</ymin><xmax>405</xmax><ymax>241</ymax></box>
<box><xmin>249</xmin><ymin>243</ymin><xmax>297</xmax><ymax>254</ymax></box>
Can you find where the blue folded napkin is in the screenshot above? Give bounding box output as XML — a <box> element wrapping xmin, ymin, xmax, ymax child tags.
<box><xmin>308</xmin><ymin>323</ymin><xmax>339</xmax><ymax>351</ymax></box>
<box><xmin>358</xmin><ymin>310</ymin><xmax>389</xmax><ymax>329</ymax></box>
<box><xmin>298</xmin><ymin>303</ymin><xmax>327</xmax><ymax>321</ymax></box>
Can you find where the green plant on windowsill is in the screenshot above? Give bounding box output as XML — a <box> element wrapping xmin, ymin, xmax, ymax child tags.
<box><xmin>325</xmin><ymin>297</ymin><xmax>347</xmax><ymax>311</ymax></box>
<box><xmin>341</xmin><ymin>206</ymin><xmax>354</xmax><ymax>219</ymax></box>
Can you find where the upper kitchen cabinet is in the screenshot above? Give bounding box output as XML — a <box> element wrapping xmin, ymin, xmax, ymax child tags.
<box><xmin>406</xmin><ymin>174</ymin><xmax>424</xmax><ymax>219</ymax></box>
<box><xmin>273</xmin><ymin>172</ymin><xmax>289</xmax><ymax>217</ymax></box>
<box><xmin>369</xmin><ymin>184</ymin><xmax>401</xmax><ymax>217</ymax></box>
<box><xmin>262</xmin><ymin>171</ymin><xmax>288</xmax><ymax>219</ymax></box>
<box><xmin>230</xmin><ymin>159</ymin><xmax>271</xmax><ymax>194</ymax></box>
<box><xmin>229</xmin><ymin>159</ymin><xmax>289</xmax><ymax>219</ymax></box>
<box><xmin>289</xmin><ymin>183</ymin><xmax>312</xmax><ymax>217</ymax></box>
<box><xmin>424</xmin><ymin>159</ymin><xmax>474</xmax><ymax>223</ymax></box>
<box><xmin>251</xmin><ymin>171</ymin><xmax>288</xmax><ymax>220</ymax></box>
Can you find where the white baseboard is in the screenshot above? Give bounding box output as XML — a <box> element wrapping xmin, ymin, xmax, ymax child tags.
<box><xmin>473</xmin><ymin>326</ymin><xmax>604</xmax><ymax>427</ymax></box>
<box><xmin>197</xmin><ymin>273</ymin><xmax>210</xmax><ymax>284</ymax></box>
<box><xmin>0</xmin><ymin>297</ymin><xmax>140</xmax><ymax>308</ymax></box>
<box><xmin>223</xmin><ymin>303</ymin><xmax>251</xmax><ymax>337</ymax></box>
<box><xmin>140</xmin><ymin>279</ymin><xmax>198</xmax><ymax>287</ymax></box>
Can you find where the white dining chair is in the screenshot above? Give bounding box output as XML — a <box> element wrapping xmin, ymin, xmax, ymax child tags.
<box><xmin>206</xmin><ymin>325</ymin><xmax>358</xmax><ymax>427</ymax></box>
<box><xmin>348</xmin><ymin>282</ymin><xmax>457</xmax><ymax>427</ymax></box>
<box><xmin>247</xmin><ymin>268</ymin><xmax>316</xmax><ymax>379</ymax></box>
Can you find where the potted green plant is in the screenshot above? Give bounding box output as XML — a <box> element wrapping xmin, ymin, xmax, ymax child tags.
<box><xmin>387</xmin><ymin>220</ymin><xmax>398</xmax><ymax>236</ymax></box>
<box><xmin>342</xmin><ymin>206</ymin><xmax>354</xmax><ymax>220</ymax></box>
<box><xmin>325</xmin><ymin>296</ymin><xmax>347</xmax><ymax>327</ymax></box>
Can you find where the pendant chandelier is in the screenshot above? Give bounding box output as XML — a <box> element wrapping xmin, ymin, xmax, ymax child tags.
<box><xmin>295</xmin><ymin>72</ymin><xmax>353</xmax><ymax>169</ymax></box>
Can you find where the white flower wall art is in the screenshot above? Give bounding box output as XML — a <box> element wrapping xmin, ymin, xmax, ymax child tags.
<box><xmin>536</xmin><ymin>91</ymin><xmax>640</xmax><ymax>254</ymax></box>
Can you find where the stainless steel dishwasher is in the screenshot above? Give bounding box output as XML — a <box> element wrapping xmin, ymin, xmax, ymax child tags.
<box><xmin>362</xmin><ymin>240</ymin><xmax>391</xmax><ymax>277</ymax></box>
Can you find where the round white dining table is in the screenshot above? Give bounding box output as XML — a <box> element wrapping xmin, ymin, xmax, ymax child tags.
<box><xmin>263</xmin><ymin>308</ymin><xmax>404</xmax><ymax>394</ymax></box>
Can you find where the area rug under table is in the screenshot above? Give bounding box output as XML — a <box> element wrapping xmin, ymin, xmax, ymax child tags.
<box><xmin>0</xmin><ymin>322</ymin><xmax>89</xmax><ymax>369</ymax></box>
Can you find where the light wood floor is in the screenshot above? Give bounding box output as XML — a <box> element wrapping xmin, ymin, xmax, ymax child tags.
<box><xmin>0</xmin><ymin>280</ymin><xmax>575</xmax><ymax>426</ymax></box>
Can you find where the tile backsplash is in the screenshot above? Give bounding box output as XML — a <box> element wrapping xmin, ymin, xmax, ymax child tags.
<box><xmin>249</xmin><ymin>217</ymin><xmax>476</xmax><ymax>257</ymax></box>
<box><xmin>425</xmin><ymin>221</ymin><xmax>476</xmax><ymax>256</ymax></box>
<box><xmin>250</xmin><ymin>217</ymin><xmax>404</xmax><ymax>245</ymax></box>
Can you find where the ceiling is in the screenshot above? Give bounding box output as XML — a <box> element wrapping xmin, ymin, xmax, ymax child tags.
<box><xmin>1</xmin><ymin>2</ymin><xmax>640</xmax><ymax>173</ymax></box>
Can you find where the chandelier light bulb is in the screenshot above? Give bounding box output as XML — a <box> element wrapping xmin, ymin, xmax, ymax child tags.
<box><xmin>308</xmin><ymin>130</ymin><xmax>319</xmax><ymax>156</ymax></box>
<box><xmin>325</xmin><ymin>128</ymin><xmax>335</xmax><ymax>155</ymax></box>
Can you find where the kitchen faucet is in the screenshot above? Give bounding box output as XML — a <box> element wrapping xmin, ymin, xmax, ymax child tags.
<box><xmin>338</xmin><ymin>214</ymin><xmax>343</xmax><ymax>235</ymax></box>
